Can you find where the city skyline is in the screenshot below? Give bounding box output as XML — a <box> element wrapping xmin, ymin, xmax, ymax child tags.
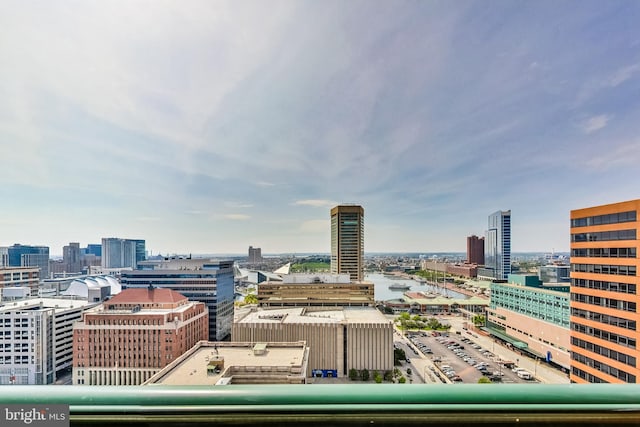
<box><xmin>2</xmin><ymin>2</ymin><xmax>640</xmax><ymax>255</ymax></box>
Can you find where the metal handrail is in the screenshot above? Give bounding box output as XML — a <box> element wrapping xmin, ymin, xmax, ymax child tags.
<box><xmin>2</xmin><ymin>384</ymin><xmax>639</xmax><ymax>426</ymax></box>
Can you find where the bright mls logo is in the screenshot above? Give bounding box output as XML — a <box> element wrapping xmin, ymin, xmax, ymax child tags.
<box><xmin>1</xmin><ymin>405</ymin><xmax>68</xmax><ymax>427</ymax></box>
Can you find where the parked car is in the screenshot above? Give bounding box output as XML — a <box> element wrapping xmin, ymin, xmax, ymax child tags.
<box><xmin>517</xmin><ymin>370</ymin><xmax>533</xmax><ymax>380</ymax></box>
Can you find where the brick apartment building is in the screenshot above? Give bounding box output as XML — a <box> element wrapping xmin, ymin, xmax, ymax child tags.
<box><xmin>72</xmin><ymin>287</ymin><xmax>208</xmax><ymax>385</ymax></box>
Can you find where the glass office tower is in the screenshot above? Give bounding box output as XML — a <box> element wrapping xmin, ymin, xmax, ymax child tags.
<box><xmin>485</xmin><ymin>210</ymin><xmax>511</xmax><ymax>280</ymax></box>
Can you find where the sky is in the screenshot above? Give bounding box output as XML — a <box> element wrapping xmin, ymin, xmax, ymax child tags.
<box><xmin>1</xmin><ymin>1</ymin><xmax>640</xmax><ymax>256</ymax></box>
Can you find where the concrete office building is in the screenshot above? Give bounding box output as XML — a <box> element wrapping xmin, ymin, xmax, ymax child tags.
<box><xmin>0</xmin><ymin>267</ymin><xmax>40</xmax><ymax>296</ymax></box>
<box><xmin>570</xmin><ymin>199</ymin><xmax>640</xmax><ymax>384</ymax></box>
<box><xmin>0</xmin><ymin>247</ymin><xmax>8</xmax><ymax>267</ymax></box>
<box><xmin>62</xmin><ymin>242</ymin><xmax>83</xmax><ymax>274</ymax></box>
<box><xmin>485</xmin><ymin>210</ymin><xmax>511</xmax><ymax>280</ymax></box>
<box><xmin>248</xmin><ymin>246</ymin><xmax>262</xmax><ymax>264</ymax></box>
<box><xmin>467</xmin><ymin>235</ymin><xmax>485</xmax><ymax>265</ymax></box>
<box><xmin>0</xmin><ymin>298</ymin><xmax>99</xmax><ymax>385</ymax></box>
<box><xmin>486</xmin><ymin>274</ymin><xmax>571</xmax><ymax>370</ymax></box>
<box><xmin>258</xmin><ymin>274</ymin><xmax>375</xmax><ymax>307</ymax></box>
<box><xmin>539</xmin><ymin>264</ymin><xmax>571</xmax><ymax>284</ymax></box>
<box><xmin>101</xmin><ymin>238</ymin><xmax>145</xmax><ymax>269</ymax></box>
<box><xmin>72</xmin><ymin>287</ymin><xmax>208</xmax><ymax>386</ymax></box>
<box><xmin>233</xmin><ymin>306</ymin><xmax>393</xmax><ymax>378</ymax></box>
<box><xmin>144</xmin><ymin>341</ymin><xmax>309</xmax><ymax>386</ymax></box>
<box><xmin>7</xmin><ymin>244</ymin><xmax>50</xmax><ymax>280</ymax></box>
<box><xmin>330</xmin><ymin>205</ymin><xmax>365</xmax><ymax>282</ymax></box>
<box><xmin>120</xmin><ymin>260</ymin><xmax>235</xmax><ymax>341</ymax></box>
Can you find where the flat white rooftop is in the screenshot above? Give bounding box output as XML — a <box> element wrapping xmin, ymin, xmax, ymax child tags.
<box><xmin>0</xmin><ymin>298</ymin><xmax>96</xmax><ymax>313</ymax></box>
<box><xmin>145</xmin><ymin>341</ymin><xmax>307</xmax><ymax>386</ymax></box>
<box><xmin>236</xmin><ymin>307</ymin><xmax>391</xmax><ymax>325</ymax></box>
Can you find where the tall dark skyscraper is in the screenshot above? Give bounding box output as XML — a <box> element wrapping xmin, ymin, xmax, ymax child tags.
<box><xmin>467</xmin><ymin>235</ymin><xmax>485</xmax><ymax>265</ymax></box>
<box><xmin>330</xmin><ymin>204</ymin><xmax>364</xmax><ymax>282</ymax></box>
<box><xmin>485</xmin><ymin>210</ymin><xmax>511</xmax><ymax>280</ymax></box>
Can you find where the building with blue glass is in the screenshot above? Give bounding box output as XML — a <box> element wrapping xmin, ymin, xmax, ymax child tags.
<box><xmin>484</xmin><ymin>210</ymin><xmax>511</xmax><ymax>280</ymax></box>
<box><xmin>101</xmin><ymin>238</ymin><xmax>145</xmax><ymax>269</ymax></box>
<box><xmin>120</xmin><ymin>260</ymin><xmax>235</xmax><ymax>341</ymax></box>
<box><xmin>85</xmin><ymin>244</ymin><xmax>102</xmax><ymax>257</ymax></box>
<box><xmin>7</xmin><ymin>244</ymin><xmax>50</xmax><ymax>280</ymax></box>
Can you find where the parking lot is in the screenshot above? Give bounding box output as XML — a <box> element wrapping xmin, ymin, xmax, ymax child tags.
<box><xmin>406</xmin><ymin>331</ymin><xmax>538</xmax><ymax>384</ymax></box>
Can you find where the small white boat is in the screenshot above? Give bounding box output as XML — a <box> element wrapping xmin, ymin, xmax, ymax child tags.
<box><xmin>389</xmin><ymin>283</ymin><xmax>411</xmax><ymax>291</ymax></box>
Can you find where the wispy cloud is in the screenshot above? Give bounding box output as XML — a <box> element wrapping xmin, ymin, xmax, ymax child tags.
<box><xmin>224</xmin><ymin>201</ymin><xmax>253</xmax><ymax>209</ymax></box>
<box><xmin>586</xmin><ymin>140</ymin><xmax>640</xmax><ymax>170</ymax></box>
<box><xmin>294</xmin><ymin>199</ymin><xmax>337</xmax><ymax>208</ymax></box>
<box><xmin>224</xmin><ymin>214</ymin><xmax>251</xmax><ymax>221</ymax></box>
<box><xmin>580</xmin><ymin>114</ymin><xmax>612</xmax><ymax>134</ymax></box>
<box><xmin>299</xmin><ymin>219</ymin><xmax>329</xmax><ymax>233</ymax></box>
<box><xmin>608</xmin><ymin>63</ymin><xmax>640</xmax><ymax>87</ymax></box>
<box><xmin>2</xmin><ymin>2</ymin><xmax>640</xmax><ymax>254</ymax></box>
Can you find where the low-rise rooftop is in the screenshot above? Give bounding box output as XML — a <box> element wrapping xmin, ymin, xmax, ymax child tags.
<box><xmin>235</xmin><ymin>306</ymin><xmax>391</xmax><ymax>324</ymax></box>
<box><xmin>144</xmin><ymin>341</ymin><xmax>308</xmax><ymax>385</ymax></box>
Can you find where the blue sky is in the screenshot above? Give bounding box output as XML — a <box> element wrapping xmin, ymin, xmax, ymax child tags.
<box><xmin>1</xmin><ymin>1</ymin><xmax>640</xmax><ymax>255</ymax></box>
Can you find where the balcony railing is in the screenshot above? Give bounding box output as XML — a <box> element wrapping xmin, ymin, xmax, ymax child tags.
<box><xmin>1</xmin><ymin>384</ymin><xmax>640</xmax><ymax>426</ymax></box>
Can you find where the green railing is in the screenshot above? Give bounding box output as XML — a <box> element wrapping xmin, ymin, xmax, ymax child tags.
<box><xmin>2</xmin><ymin>384</ymin><xmax>640</xmax><ymax>426</ymax></box>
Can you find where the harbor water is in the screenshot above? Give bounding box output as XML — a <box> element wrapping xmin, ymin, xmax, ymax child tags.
<box><xmin>365</xmin><ymin>272</ymin><xmax>468</xmax><ymax>301</ymax></box>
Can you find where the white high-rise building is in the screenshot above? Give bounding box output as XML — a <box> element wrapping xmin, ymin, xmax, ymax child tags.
<box><xmin>101</xmin><ymin>238</ymin><xmax>145</xmax><ymax>269</ymax></box>
<box><xmin>0</xmin><ymin>298</ymin><xmax>98</xmax><ymax>384</ymax></box>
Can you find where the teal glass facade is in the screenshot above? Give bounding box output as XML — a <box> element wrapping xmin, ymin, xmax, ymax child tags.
<box><xmin>490</xmin><ymin>277</ymin><xmax>570</xmax><ymax>328</ymax></box>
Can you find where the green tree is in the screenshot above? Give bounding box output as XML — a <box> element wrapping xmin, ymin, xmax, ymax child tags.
<box><xmin>472</xmin><ymin>315</ymin><xmax>486</xmax><ymax>327</ymax></box>
<box><xmin>361</xmin><ymin>369</ymin><xmax>370</xmax><ymax>381</ymax></box>
<box><xmin>348</xmin><ymin>368</ymin><xmax>359</xmax><ymax>381</ymax></box>
<box><xmin>396</xmin><ymin>312</ymin><xmax>411</xmax><ymax>334</ymax></box>
<box><xmin>394</xmin><ymin>348</ymin><xmax>407</xmax><ymax>366</ymax></box>
<box><xmin>393</xmin><ymin>367</ymin><xmax>401</xmax><ymax>378</ymax></box>
<box><xmin>412</xmin><ymin>314</ymin><xmax>422</xmax><ymax>322</ymax></box>
<box><xmin>383</xmin><ymin>370</ymin><xmax>393</xmax><ymax>382</ymax></box>
<box><xmin>406</xmin><ymin>368</ymin><xmax>412</xmax><ymax>376</ymax></box>
<box><xmin>477</xmin><ymin>377</ymin><xmax>491</xmax><ymax>384</ymax></box>
<box><xmin>398</xmin><ymin>376</ymin><xmax>407</xmax><ymax>384</ymax></box>
<box><xmin>373</xmin><ymin>371</ymin><xmax>382</xmax><ymax>384</ymax></box>
<box><xmin>426</xmin><ymin>317</ymin><xmax>441</xmax><ymax>330</ymax></box>
<box><xmin>244</xmin><ymin>293</ymin><xmax>258</xmax><ymax>305</ymax></box>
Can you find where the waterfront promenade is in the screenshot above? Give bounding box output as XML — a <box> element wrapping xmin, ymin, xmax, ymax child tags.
<box><xmin>385</xmin><ymin>271</ymin><xmax>488</xmax><ymax>299</ymax></box>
